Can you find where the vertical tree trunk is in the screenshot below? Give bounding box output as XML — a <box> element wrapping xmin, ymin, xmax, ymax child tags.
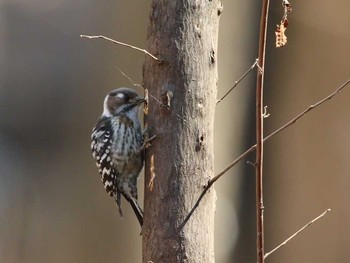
<box><xmin>142</xmin><ymin>1</ymin><xmax>221</xmax><ymax>262</ymax></box>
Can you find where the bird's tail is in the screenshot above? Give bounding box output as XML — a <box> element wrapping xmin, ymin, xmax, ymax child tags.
<box><xmin>128</xmin><ymin>198</ymin><xmax>144</xmax><ymax>226</ymax></box>
<box><xmin>117</xmin><ymin>190</ymin><xmax>144</xmax><ymax>226</ymax></box>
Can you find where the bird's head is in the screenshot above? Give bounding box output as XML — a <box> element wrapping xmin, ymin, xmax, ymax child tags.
<box><xmin>102</xmin><ymin>88</ymin><xmax>145</xmax><ymax>117</ymax></box>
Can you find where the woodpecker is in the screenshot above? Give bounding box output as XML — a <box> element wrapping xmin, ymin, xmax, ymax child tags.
<box><xmin>91</xmin><ymin>88</ymin><xmax>145</xmax><ymax>226</ymax></box>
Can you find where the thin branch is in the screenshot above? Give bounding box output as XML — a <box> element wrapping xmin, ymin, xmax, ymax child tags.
<box><xmin>216</xmin><ymin>59</ymin><xmax>258</xmax><ymax>104</ymax></box>
<box><xmin>264</xmin><ymin>209</ymin><xmax>331</xmax><ymax>259</ymax></box>
<box><xmin>180</xmin><ymin>79</ymin><xmax>350</xmax><ymax>227</ymax></box>
<box><xmin>180</xmin><ymin>81</ymin><xmax>350</xmax><ymax>228</ymax></box>
<box><xmin>209</xmin><ymin>78</ymin><xmax>350</xmax><ymax>186</ymax></box>
<box><xmin>114</xmin><ymin>66</ymin><xmax>142</xmax><ymax>88</ymax></box>
<box><xmin>255</xmin><ymin>0</ymin><xmax>270</xmax><ymax>261</ymax></box>
<box><xmin>80</xmin><ymin>34</ymin><xmax>160</xmax><ymax>61</ymax></box>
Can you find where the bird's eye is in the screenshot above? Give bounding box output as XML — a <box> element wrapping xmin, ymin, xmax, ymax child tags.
<box><xmin>116</xmin><ymin>93</ymin><xmax>126</xmax><ymax>100</ymax></box>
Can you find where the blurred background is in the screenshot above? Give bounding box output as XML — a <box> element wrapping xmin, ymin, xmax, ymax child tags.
<box><xmin>0</xmin><ymin>0</ymin><xmax>349</xmax><ymax>262</ymax></box>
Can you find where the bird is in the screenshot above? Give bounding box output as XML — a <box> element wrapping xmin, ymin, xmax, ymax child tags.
<box><xmin>91</xmin><ymin>88</ymin><xmax>145</xmax><ymax>226</ymax></box>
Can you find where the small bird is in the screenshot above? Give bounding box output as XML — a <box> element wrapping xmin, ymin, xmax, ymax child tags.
<box><xmin>91</xmin><ymin>88</ymin><xmax>145</xmax><ymax>226</ymax></box>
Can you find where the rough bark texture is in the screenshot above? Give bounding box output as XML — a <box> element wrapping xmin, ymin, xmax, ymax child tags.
<box><xmin>142</xmin><ymin>1</ymin><xmax>221</xmax><ymax>262</ymax></box>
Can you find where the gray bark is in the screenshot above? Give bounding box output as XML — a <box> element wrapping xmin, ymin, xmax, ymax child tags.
<box><xmin>142</xmin><ymin>1</ymin><xmax>221</xmax><ymax>262</ymax></box>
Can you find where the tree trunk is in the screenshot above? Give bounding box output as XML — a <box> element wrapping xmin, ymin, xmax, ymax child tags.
<box><xmin>142</xmin><ymin>1</ymin><xmax>221</xmax><ymax>262</ymax></box>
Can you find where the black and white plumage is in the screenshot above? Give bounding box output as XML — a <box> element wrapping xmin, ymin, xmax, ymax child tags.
<box><xmin>91</xmin><ymin>88</ymin><xmax>145</xmax><ymax>226</ymax></box>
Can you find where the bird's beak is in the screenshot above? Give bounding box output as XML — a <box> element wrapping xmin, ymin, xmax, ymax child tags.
<box><xmin>134</xmin><ymin>97</ymin><xmax>146</xmax><ymax>105</ymax></box>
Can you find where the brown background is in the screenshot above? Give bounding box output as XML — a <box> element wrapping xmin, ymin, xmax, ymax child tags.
<box><xmin>0</xmin><ymin>1</ymin><xmax>349</xmax><ymax>262</ymax></box>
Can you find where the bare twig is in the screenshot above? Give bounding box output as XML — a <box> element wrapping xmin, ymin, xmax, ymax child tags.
<box><xmin>255</xmin><ymin>0</ymin><xmax>270</xmax><ymax>261</ymax></box>
<box><xmin>114</xmin><ymin>66</ymin><xmax>142</xmax><ymax>88</ymax></box>
<box><xmin>181</xmin><ymin>79</ymin><xmax>350</xmax><ymax>229</ymax></box>
<box><xmin>216</xmin><ymin>59</ymin><xmax>258</xmax><ymax>104</ymax></box>
<box><xmin>209</xmin><ymin>78</ymin><xmax>350</xmax><ymax>186</ymax></box>
<box><xmin>264</xmin><ymin>209</ymin><xmax>331</xmax><ymax>259</ymax></box>
<box><xmin>80</xmin><ymin>34</ymin><xmax>160</xmax><ymax>61</ymax></box>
